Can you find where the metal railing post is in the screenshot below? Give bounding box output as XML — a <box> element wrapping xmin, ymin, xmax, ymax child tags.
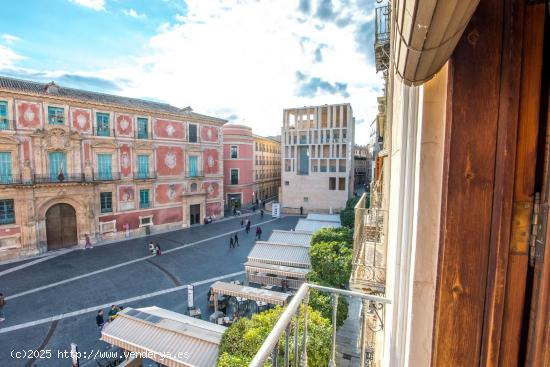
<box><xmin>329</xmin><ymin>293</ymin><xmax>339</xmax><ymax>367</ymax></box>
<box><xmin>359</xmin><ymin>298</ymin><xmax>369</xmax><ymax>367</ymax></box>
<box><xmin>293</xmin><ymin>310</ymin><xmax>299</xmax><ymax>367</ymax></box>
<box><xmin>300</xmin><ymin>292</ymin><xmax>309</xmax><ymax>367</ymax></box>
<box><xmin>272</xmin><ymin>341</ymin><xmax>279</xmax><ymax>367</ymax></box>
<box><xmin>284</xmin><ymin>325</ymin><xmax>290</xmax><ymax>367</ymax></box>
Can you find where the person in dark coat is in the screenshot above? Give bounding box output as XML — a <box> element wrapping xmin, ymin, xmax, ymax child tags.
<box><xmin>155</xmin><ymin>243</ymin><xmax>162</xmax><ymax>256</ymax></box>
<box><xmin>256</xmin><ymin>226</ymin><xmax>262</xmax><ymax>240</ymax></box>
<box><xmin>234</xmin><ymin>233</ymin><xmax>240</xmax><ymax>247</ymax></box>
<box><xmin>260</xmin><ymin>209</ymin><xmax>264</xmax><ymax>218</ymax></box>
<box><xmin>96</xmin><ymin>310</ymin><xmax>104</xmax><ymax>330</ymax></box>
<box><xmin>240</xmin><ymin>219</ymin><xmax>244</xmax><ymax>227</ymax></box>
<box><xmin>229</xmin><ymin>237</ymin><xmax>234</xmax><ymax>249</ymax></box>
<box><xmin>245</xmin><ymin>220</ymin><xmax>251</xmax><ymax>234</ymax></box>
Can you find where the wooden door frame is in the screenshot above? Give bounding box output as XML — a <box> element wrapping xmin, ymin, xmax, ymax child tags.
<box><xmin>431</xmin><ymin>0</ymin><xmax>546</xmax><ymax>365</ymax></box>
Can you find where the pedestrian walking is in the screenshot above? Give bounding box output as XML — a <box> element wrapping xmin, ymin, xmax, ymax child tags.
<box><xmin>155</xmin><ymin>243</ymin><xmax>162</xmax><ymax>256</ymax></box>
<box><xmin>256</xmin><ymin>198</ymin><xmax>259</xmax><ymax>206</ymax></box>
<box><xmin>0</xmin><ymin>293</ymin><xmax>5</xmax><ymax>322</ymax></box>
<box><xmin>262</xmin><ymin>201</ymin><xmax>266</xmax><ymax>209</ymax></box>
<box><xmin>246</xmin><ymin>220</ymin><xmax>251</xmax><ymax>234</ymax></box>
<box><xmin>108</xmin><ymin>305</ymin><xmax>120</xmax><ymax>322</ymax></box>
<box><xmin>300</xmin><ymin>206</ymin><xmax>304</xmax><ymax>216</ymax></box>
<box><xmin>84</xmin><ymin>233</ymin><xmax>93</xmax><ymax>249</ymax></box>
<box><xmin>148</xmin><ymin>241</ymin><xmax>155</xmax><ymax>255</ymax></box>
<box><xmin>260</xmin><ymin>209</ymin><xmax>264</xmax><ymax>218</ymax></box>
<box><xmin>240</xmin><ymin>219</ymin><xmax>244</xmax><ymax>227</ymax></box>
<box><xmin>256</xmin><ymin>226</ymin><xmax>262</xmax><ymax>240</ymax></box>
<box><xmin>96</xmin><ymin>309</ymin><xmax>104</xmax><ymax>330</ymax></box>
<box><xmin>234</xmin><ymin>233</ymin><xmax>240</xmax><ymax>247</ymax></box>
<box><xmin>253</xmin><ymin>205</ymin><xmax>256</xmax><ymax>212</ymax></box>
<box><xmin>233</xmin><ymin>207</ymin><xmax>237</xmax><ymax>216</ymax></box>
<box><xmin>229</xmin><ymin>236</ymin><xmax>234</xmax><ymax>249</ymax></box>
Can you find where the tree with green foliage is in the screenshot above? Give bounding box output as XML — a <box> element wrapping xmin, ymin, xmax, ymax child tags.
<box><xmin>217</xmin><ymin>306</ymin><xmax>331</xmax><ymax>367</ymax></box>
<box><xmin>340</xmin><ymin>196</ymin><xmax>362</xmax><ymax>228</ymax></box>
<box><xmin>309</xmin><ymin>241</ymin><xmax>353</xmax><ymax>289</ymax></box>
<box><xmin>308</xmin><ymin>289</ymin><xmax>349</xmax><ymax>327</ymax></box>
<box><xmin>311</xmin><ymin>227</ymin><xmax>353</xmax><ymax>248</ymax></box>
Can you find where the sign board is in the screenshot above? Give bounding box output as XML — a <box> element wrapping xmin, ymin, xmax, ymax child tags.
<box><xmin>272</xmin><ymin>203</ymin><xmax>281</xmax><ymax>218</ymax></box>
<box><xmin>187</xmin><ymin>284</ymin><xmax>194</xmax><ymax>309</ymax></box>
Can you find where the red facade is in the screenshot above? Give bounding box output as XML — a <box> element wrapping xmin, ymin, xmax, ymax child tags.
<box><xmin>203</xmin><ymin>148</ymin><xmax>220</xmax><ymax>175</ymax></box>
<box><xmin>16</xmin><ymin>101</ymin><xmax>41</xmax><ymax>129</ymax></box>
<box><xmin>156</xmin><ymin>146</ymin><xmax>184</xmax><ymax>176</ymax></box>
<box><xmin>155</xmin><ymin>183</ymin><xmax>183</xmax><ymax>205</ymax></box>
<box><xmin>71</xmin><ymin>108</ymin><xmax>92</xmax><ymax>134</ymax></box>
<box><xmin>119</xmin><ymin>144</ymin><xmax>132</xmax><ymax>178</ymax></box>
<box><xmin>115</xmin><ymin>113</ymin><xmax>134</xmax><ymax>137</ymax></box>
<box><xmin>154</xmin><ymin>119</ymin><xmax>186</xmax><ymax>140</ymax></box>
<box><xmin>201</xmin><ymin>125</ymin><xmax>219</xmax><ymax>143</ymax></box>
<box><xmin>99</xmin><ymin>206</ymin><xmax>182</xmax><ymax>231</ymax></box>
<box><xmin>206</xmin><ymin>202</ymin><xmax>222</xmax><ymax>217</ymax></box>
<box><xmin>203</xmin><ymin>181</ymin><xmax>220</xmax><ymax>199</ymax></box>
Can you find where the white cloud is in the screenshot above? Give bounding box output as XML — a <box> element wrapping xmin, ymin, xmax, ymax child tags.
<box><xmin>108</xmin><ymin>0</ymin><xmax>382</xmax><ymax>144</ymax></box>
<box><xmin>122</xmin><ymin>8</ymin><xmax>146</xmax><ymax>18</ymax></box>
<box><xmin>0</xmin><ymin>45</ymin><xmax>26</xmax><ymax>69</ymax></box>
<box><xmin>2</xmin><ymin>34</ymin><xmax>20</xmax><ymax>44</ymax></box>
<box><xmin>68</xmin><ymin>0</ymin><xmax>105</xmax><ymax>11</ymax></box>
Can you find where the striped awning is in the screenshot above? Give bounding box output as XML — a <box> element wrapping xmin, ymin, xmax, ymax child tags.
<box><xmin>247</xmin><ymin>242</ymin><xmax>311</xmax><ymax>268</ymax></box>
<box><xmin>295</xmin><ymin>219</ymin><xmax>341</xmax><ymax>232</ymax></box>
<box><xmin>268</xmin><ymin>230</ymin><xmax>313</xmax><ymax>247</ymax></box>
<box><xmin>244</xmin><ymin>260</ymin><xmax>309</xmax><ymax>279</ymax></box>
<box><xmin>210</xmin><ymin>281</ymin><xmax>291</xmax><ymax>306</ymax></box>
<box><xmin>101</xmin><ymin>307</ymin><xmax>226</xmax><ymax>367</ymax></box>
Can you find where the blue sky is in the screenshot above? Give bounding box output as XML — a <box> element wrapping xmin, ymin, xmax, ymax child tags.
<box><xmin>0</xmin><ymin>0</ymin><xmax>383</xmax><ymax>143</ymax></box>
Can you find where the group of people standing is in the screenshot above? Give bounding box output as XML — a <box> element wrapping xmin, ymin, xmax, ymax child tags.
<box><xmin>230</xmin><ymin>217</ymin><xmax>263</xmax><ymax>248</ymax></box>
<box><xmin>147</xmin><ymin>241</ymin><xmax>162</xmax><ymax>256</ymax></box>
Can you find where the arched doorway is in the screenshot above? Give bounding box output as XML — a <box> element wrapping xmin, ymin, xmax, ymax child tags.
<box><xmin>46</xmin><ymin>203</ymin><xmax>77</xmax><ymax>250</ymax></box>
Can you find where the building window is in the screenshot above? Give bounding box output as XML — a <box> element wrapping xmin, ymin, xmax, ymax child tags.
<box><xmin>304</xmin><ymin>197</ymin><xmax>308</xmax><ymax>202</ymax></box>
<box><xmin>137</xmin><ymin>155</ymin><xmax>150</xmax><ymax>178</ymax></box>
<box><xmin>284</xmin><ymin>181</ymin><xmax>289</xmax><ymax>186</ymax></box>
<box><xmin>97</xmin><ymin>154</ymin><xmax>112</xmax><ymax>180</ymax></box>
<box><xmin>96</xmin><ymin>113</ymin><xmax>110</xmax><ymax>136</ymax></box>
<box><xmin>48</xmin><ymin>152</ymin><xmax>67</xmax><ymax>181</ymax></box>
<box><xmin>231</xmin><ymin>145</ymin><xmax>238</xmax><ymax>159</ymax></box>
<box><xmin>188</xmin><ymin>155</ymin><xmax>198</xmax><ymax>177</ymax></box>
<box><xmin>0</xmin><ymin>101</ymin><xmax>9</xmax><ymax>130</ymax></box>
<box><xmin>0</xmin><ymin>199</ymin><xmax>15</xmax><ymax>225</ymax></box>
<box><xmin>139</xmin><ymin>189</ymin><xmax>150</xmax><ymax>209</ymax></box>
<box><xmin>48</xmin><ymin>106</ymin><xmax>64</xmax><ymax>125</ymax></box>
<box><xmin>329</xmin><ymin>177</ymin><xmax>336</xmax><ymax>190</ymax></box>
<box><xmin>189</xmin><ymin>124</ymin><xmax>198</xmax><ymax>142</ymax></box>
<box><xmin>298</xmin><ymin>147</ymin><xmax>309</xmax><ymax>175</ymax></box>
<box><xmin>140</xmin><ymin>216</ymin><xmax>153</xmax><ymax>226</ymax></box>
<box><xmin>100</xmin><ymin>192</ymin><xmax>112</xmax><ymax>213</ymax></box>
<box><xmin>0</xmin><ymin>152</ymin><xmax>12</xmax><ymax>184</ymax></box>
<box><xmin>137</xmin><ymin>118</ymin><xmax>148</xmax><ymax>139</ymax></box>
<box><xmin>338</xmin><ymin>177</ymin><xmax>346</xmax><ymax>191</ymax></box>
<box><xmin>190</xmin><ymin>182</ymin><xmax>198</xmax><ymax>192</ymax></box>
<box><xmin>230</xmin><ymin>169</ymin><xmax>239</xmax><ymax>185</ymax></box>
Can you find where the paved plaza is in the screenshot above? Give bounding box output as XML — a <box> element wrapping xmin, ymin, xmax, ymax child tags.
<box><xmin>0</xmin><ymin>213</ymin><xmax>299</xmax><ymax>367</ymax></box>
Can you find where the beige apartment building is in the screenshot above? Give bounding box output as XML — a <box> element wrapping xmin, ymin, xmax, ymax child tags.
<box><xmin>253</xmin><ymin>135</ymin><xmax>280</xmax><ymax>203</ymax></box>
<box><xmin>280</xmin><ymin>104</ymin><xmax>354</xmax><ymax>213</ymax></box>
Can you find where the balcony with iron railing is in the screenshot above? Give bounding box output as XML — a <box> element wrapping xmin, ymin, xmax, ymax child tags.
<box><xmin>249</xmin><ymin>283</ymin><xmax>390</xmax><ymax>367</ymax></box>
<box><xmin>185</xmin><ymin>170</ymin><xmax>204</xmax><ymax>178</ymax></box>
<box><xmin>351</xmin><ymin>192</ymin><xmax>387</xmax><ymax>295</ymax></box>
<box><xmin>374</xmin><ymin>5</ymin><xmax>390</xmax><ymax>72</ymax></box>
<box><xmin>33</xmin><ymin>173</ymin><xmax>89</xmax><ymax>184</ymax></box>
<box><xmin>92</xmin><ymin>172</ymin><xmax>121</xmax><ymax>181</ymax></box>
<box><xmin>133</xmin><ymin>171</ymin><xmax>157</xmax><ymax>180</ymax></box>
<box><xmin>0</xmin><ymin>118</ymin><xmax>15</xmax><ymax>131</ymax></box>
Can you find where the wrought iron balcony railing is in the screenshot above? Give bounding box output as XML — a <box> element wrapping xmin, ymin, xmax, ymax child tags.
<box><xmin>92</xmin><ymin>172</ymin><xmax>121</xmax><ymax>181</ymax></box>
<box><xmin>249</xmin><ymin>283</ymin><xmax>390</xmax><ymax>367</ymax></box>
<box><xmin>374</xmin><ymin>5</ymin><xmax>390</xmax><ymax>72</ymax></box>
<box><xmin>185</xmin><ymin>170</ymin><xmax>204</xmax><ymax>178</ymax></box>
<box><xmin>0</xmin><ymin>118</ymin><xmax>15</xmax><ymax>131</ymax></box>
<box><xmin>133</xmin><ymin>171</ymin><xmax>157</xmax><ymax>180</ymax></box>
<box><xmin>33</xmin><ymin>173</ymin><xmax>88</xmax><ymax>184</ymax></box>
<box><xmin>0</xmin><ymin>175</ymin><xmax>28</xmax><ymax>185</ymax></box>
<box><xmin>351</xmin><ymin>193</ymin><xmax>387</xmax><ymax>294</ymax></box>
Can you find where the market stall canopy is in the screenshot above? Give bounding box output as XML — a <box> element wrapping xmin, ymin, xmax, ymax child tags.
<box><xmin>210</xmin><ymin>281</ymin><xmax>291</xmax><ymax>306</ymax></box>
<box><xmin>306</xmin><ymin>213</ymin><xmax>341</xmax><ymax>223</ymax></box>
<box><xmin>244</xmin><ymin>260</ymin><xmax>310</xmax><ymax>279</ymax></box>
<box><xmin>295</xmin><ymin>218</ymin><xmax>341</xmax><ymax>232</ymax></box>
<box><xmin>394</xmin><ymin>0</ymin><xmax>480</xmax><ymax>85</ymax></box>
<box><xmin>248</xmin><ymin>241</ymin><xmax>311</xmax><ymax>268</ymax></box>
<box><xmin>101</xmin><ymin>306</ymin><xmax>226</xmax><ymax>367</ymax></box>
<box><xmin>268</xmin><ymin>230</ymin><xmax>313</xmax><ymax>247</ymax></box>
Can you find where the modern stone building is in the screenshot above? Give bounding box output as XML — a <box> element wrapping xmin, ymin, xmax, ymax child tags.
<box><xmin>281</xmin><ymin>103</ymin><xmax>354</xmax><ymax>213</ymax></box>
<box><xmin>0</xmin><ymin>76</ymin><xmax>225</xmax><ymax>261</ymax></box>
<box><xmin>222</xmin><ymin>124</ymin><xmax>254</xmax><ymax>209</ymax></box>
<box><xmin>253</xmin><ymin>135</ymin><xmax>280</xmax><ymax>203</ymax></box>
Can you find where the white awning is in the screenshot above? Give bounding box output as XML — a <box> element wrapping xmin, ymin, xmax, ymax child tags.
<box><xmin>305</xmin><ymin>213</ymin><xmax>341</xmax><ymax>223</ymax></box>
<box><xmin>101</xmin><ymin>307</ymin><xmax>226</xmax><ymax>367</ymax></box>
<box><xmin>244</xmin><ymin>260</ymin><xmax>310</xmax><ymax>279</ymax></box>
<box><xmin>210</xmin><ymin>281</ymin><xmax>291</xmax><ymax>305</ymax></box>
<box><xmin>394</xmin><ymin>0</ymin><xmax>480</xmax><ymax>85</ymax></box>
<box><xmin>295</xmin><ymin>218</ymin><xmax>340</xmax><ymax>233</ymax></box>
<box><xmin>247</xmin><ymin>242</ymin><xmax>311</xmax><ymax>268</ymax></box>
<box><xmin>268</xmin><ymin>230</ymin><xmax>313</xmax><ymax>247</ymax></box>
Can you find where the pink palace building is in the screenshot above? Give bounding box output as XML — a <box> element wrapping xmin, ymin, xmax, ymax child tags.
<box><xmin>222</xmin><ymin>124</ymin><xmax>254</xmax><ymax>209</ymax></box>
